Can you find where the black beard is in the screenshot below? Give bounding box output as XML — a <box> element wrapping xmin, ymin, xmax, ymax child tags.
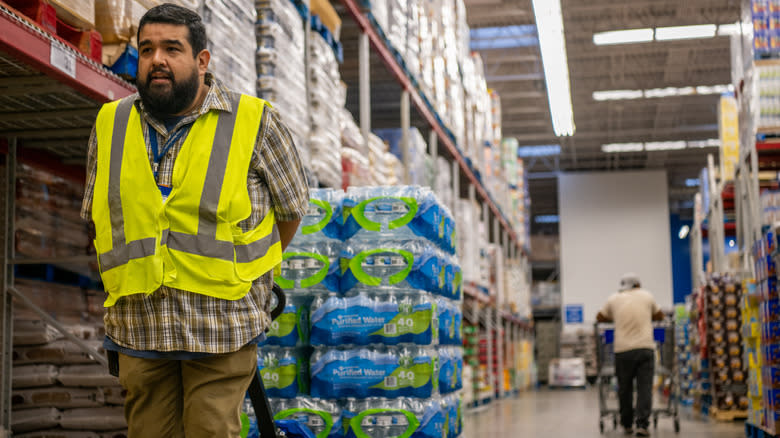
<box><xmin>137</xmin><ymin>67</ymin><xmax>200</xmax><ymax>118</ymax></box>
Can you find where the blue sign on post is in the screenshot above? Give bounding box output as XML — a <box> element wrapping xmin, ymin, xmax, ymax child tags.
<box><xmin>565</xmin><ymin>305</ymin><xmax>584</xmax><ymax>324</ymax></box>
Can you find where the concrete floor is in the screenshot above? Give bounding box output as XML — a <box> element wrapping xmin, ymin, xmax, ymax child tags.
<box><xmin>464</xmin><ymin>388</ymin><xmax>746</xmax><ymax>437</ymax></box>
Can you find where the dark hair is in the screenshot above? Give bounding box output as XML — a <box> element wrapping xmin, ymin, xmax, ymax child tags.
<box><xmin>137</xmin><ymin>3</ymin><xmax>207</xmax><ymax>57</ymax></box>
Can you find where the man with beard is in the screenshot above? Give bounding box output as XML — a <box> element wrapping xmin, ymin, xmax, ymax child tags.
<box><xmin>80</xmin><ymin>4</ymin><xmax>309</xmax><ymax>437</ymax></box>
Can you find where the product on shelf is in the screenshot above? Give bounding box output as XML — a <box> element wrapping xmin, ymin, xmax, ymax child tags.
<box><xmin>257</xmin><ymin>0</ymin><xmax>311</xmax><ymax>168</ymax></box>
<box><xmin>308</xmin><ymin>30</ymin><xmax>346</xmax><ymax>188</ymax></box>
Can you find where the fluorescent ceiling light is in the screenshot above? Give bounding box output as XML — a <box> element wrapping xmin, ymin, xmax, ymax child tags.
<box><xmin>592</xmin><ymin>84</ymin><xmax>733</xmax><ymax>101</ymax></box>
<box><xmin>718</xmin><ymin>23</ymin><xmax>740</xmax><ymax>36</ymax></box>
<box><xmin>688</xmin><ymin>139</ymin><xmax>720</xmax><ymax>148</ymax></box>
<box><xmin>594</xmin><ymin>23</ymin><xmax>733</xmax><ymax>46</ymax></box>
<box><xmin>593</xmin><ymin>89</ymin><xmax>644</xmax><ymax>101</ymax></box>
<box><xmin>602</xmin><ymin>143</ymin><xmax>644</xmax><ymax>153</ymax></box>
<box><xmin>535</xmin><ymin>215</ymin><xmax>560</xmax><ymax>224</ymax></box>
<box><xmin>679</xmin><ymin>225</ymin><xmax>690</xmax><ymax>239</ymax></box>
<box><xmin>655</xmin><ymin>24</ymin><xmax>717</xmax><ymax>41</ymax></box>
<box><xmin>685</xmin><ymin>178</ymin><xmax>701</xmax><ymax>187</ymax></box>
<box><xmin>593</xmin><ymin>28</ymin><xmax>653</xmax><ymax>45</ymax></box>
<box><xmin>532</xmin><ymin>0</ymin><xmax>575</xmax><ymax>136</ymax></box>
<box><xmin>645</xmin><ymin>141</ymin><xmax>687</xmax><ymax>151</ymax></box>
<box><xmin>517</xmin><ymin>144</ymin><xmax>561</xmax><ymax>157</ymax></box>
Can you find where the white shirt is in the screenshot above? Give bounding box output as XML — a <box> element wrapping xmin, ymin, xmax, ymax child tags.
<box><xmin>600</xmin><ymin>288</ymin><xmax>660</xmax><ymax>353</ymax></box>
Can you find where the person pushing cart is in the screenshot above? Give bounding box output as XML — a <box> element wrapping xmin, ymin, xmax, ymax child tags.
<box><xmin>596</xmin><ymin>273</ymin><xmax>667</xmax><ymax>437</ymax></box>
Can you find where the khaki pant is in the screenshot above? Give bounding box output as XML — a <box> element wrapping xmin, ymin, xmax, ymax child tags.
<box><xmin>118</xmin><ymin>343</ymin><xmax>258</xmax><ymax>438</ymax></box>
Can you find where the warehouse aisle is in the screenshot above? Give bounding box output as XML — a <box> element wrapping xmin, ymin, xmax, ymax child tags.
<box><xmin>464</xmin><ymin>388</ymin><xmax>745</xmax><ymax>437</ymax></box>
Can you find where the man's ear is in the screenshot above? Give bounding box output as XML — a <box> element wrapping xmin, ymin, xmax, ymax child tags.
<box><xmin>197</xmin><ymin>49</ymin><xmax>211</xmax><ymax>77</ymax></box>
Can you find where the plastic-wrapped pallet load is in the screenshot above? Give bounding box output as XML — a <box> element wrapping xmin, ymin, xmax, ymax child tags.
<box><xmin>243</xmin><ymin>187</ymin><xmax>464</xmax><ymax>438</ymax></box>
<box><xmin>308</xmin><ymin>31</ymin><xmax>346</xmax><ymax>188</ymax></box>
<box><xmin>257</xmin><ymin>0</ymin><xmax>311</xmax><ymax>169</ymax></box>
<box><xmin>340</xmin><ymin>109</ymin><xmax>376</xmax><ymax>189</ymax></box>
<box><xmin>200</xmin><ymin>0</ymin><xmax>257</xmax><ymax>95</ymax></box>
<box><xmin>373</xmin><ymin>128</ymin><xmax>431</xmax><ymax>187</ymax></box>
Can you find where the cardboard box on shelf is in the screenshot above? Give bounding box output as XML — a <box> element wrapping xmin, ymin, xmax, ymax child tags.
<box><xmin>50</xmin><ymin>0</ymin><xmax>95</xmax><ymax>29</ymax></box>
<box><xmin>95</xmin><ymin>0</ymin><xmax>131</xmax><ymax>43</ymax></box>
<box><xmin>310</xmin><ymin>0</ymin><xmax>340</xmax><ymax>40</ymax></box>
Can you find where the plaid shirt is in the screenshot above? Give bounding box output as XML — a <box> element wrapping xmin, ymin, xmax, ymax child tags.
<box><xmin>81</xmin><ymin>73</ymin><xmax>309</xmax><ymax>353</ymax></box>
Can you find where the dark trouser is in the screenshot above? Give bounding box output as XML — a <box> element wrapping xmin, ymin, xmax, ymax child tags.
<box><xmin>615</xmin><ymin>348</ymin><xmax>655</xmax><ymax>429</ymax></box>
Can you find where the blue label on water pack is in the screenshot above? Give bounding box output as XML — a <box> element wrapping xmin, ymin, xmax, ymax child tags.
<box><xmin>310</xmin><ymin>349</ymin><xmax>434</xmax><ymax>399</ymax></box>
<box><xmin>411</xmin><ymin>402</ymin><xmax>446</xmax><ymax>438</ymax></box>
<box><xmin>310</xmin><ymin>295</ymin><xmax>434</xmax><ymax>347</ymax></box>
<box><xmin>437</xmin><ymin>300</ymin><xmax>463</xmax><ymax>346</ymax></box>
<box><xmin>438</xmin><ymin>349</ymin><xmax>463</xmax><ymax>394</ymax></box>
<box><xmin>260</xmin><ymin>303</ymin><xmax>309</xmax><ymax>347</ymax></box>
<box><xmin>258</xmin><ymin>353</ymin><xmax>308</xmax><ymax>398</ymax></box>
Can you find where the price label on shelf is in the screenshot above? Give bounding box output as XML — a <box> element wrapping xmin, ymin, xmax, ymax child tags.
<box><xmin>50</xmin><ymin>42</ymin><xmax>76</xmax><ymax>78</ymax></box>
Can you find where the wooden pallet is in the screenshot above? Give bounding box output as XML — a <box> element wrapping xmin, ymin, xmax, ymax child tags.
<box><xmin>712</xmin><ymin>408</ymin><xmax>748</xmax><ymax>422</ymax></box>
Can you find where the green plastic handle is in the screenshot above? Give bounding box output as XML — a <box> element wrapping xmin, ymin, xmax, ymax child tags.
<box><xmin>301</xmin><ymin>199</ymin><xmax>333</xmax><ymax>235</ymax></box>
<box><xmin>350</xmin><ymin>197</ymin><xmax>419</xmax><ymax>232</ymax></box>
<box><xmin>349</xmin><ymin>249</ymin><xmax>414</xmax><ymax>286</ymax></box>
<box><xmin>277</xmin><ymin>252</ymin><xmax>330</xmax><ymax>289</ymax></box>
<box><xmin>274</xmin><ymin>408</ymin><xmax>333</xmax><ymax>438</ymax></box>
<box><xmin>349</xmin><ymin>409</ymin><xmax>419</xmax><ymax>438</ymax></box>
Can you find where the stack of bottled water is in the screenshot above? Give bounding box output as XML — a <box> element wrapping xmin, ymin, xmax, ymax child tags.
<box><xmin>242</xmin><ymin>187</ymin><xmax>463</xmax><ymax>438</ymax></box>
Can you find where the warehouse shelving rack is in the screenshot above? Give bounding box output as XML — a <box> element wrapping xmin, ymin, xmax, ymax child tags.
<box><xmin>0</xmin><ymin>2</ymin><xmax>137</xmax><ymax>435</ymax></box>
<box><xmin>0</xmin><ymin>0</ymin><xmax>536</xmax><ymax>433</ymax></box>
<box><xmin>335</xmin><ymin>0</ymin><xmax>535</xmax><ymax>407</ymax></box>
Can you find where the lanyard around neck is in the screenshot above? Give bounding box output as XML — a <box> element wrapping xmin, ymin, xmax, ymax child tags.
<box><xmin>149</xmin><ymin>123</ymin><xmax>191</xmax><ymax>179</ymax></box>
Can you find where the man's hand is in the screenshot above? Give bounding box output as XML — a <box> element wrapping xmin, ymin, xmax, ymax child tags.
<box><xmin>277</xmin><ymin>219</ymin><xmax>301</xmax><ymax>251</ymax></box>
<box><xmin>596</xmin><ymin>312</ymin><xmax>611</xmax><ymax>323</ymax></box>
<box><xmin>652</xmin><ymin>310</ymin><xmax>665</xmax><ymax>321</ymax></box>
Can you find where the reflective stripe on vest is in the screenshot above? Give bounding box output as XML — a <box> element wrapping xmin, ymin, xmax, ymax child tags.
<box><xmin>94</xmin><ymin>93</ymin><xmax>281</xmax><ymax>305</ymax></box>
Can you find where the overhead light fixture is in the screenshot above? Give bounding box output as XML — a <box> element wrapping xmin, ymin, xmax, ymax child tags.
<box><xmin>655</xmin><ymin>24</ymin><xmax>717</xmax><ymax>41</ymax></box>
<box><xmin>535</xmin><ymin>215</ymin><xmax>560</xmax><ymax>224</ymax></box>
<box><xmin>679</xmin><ymin>225</ymin><xmax>690</xmax><ymax>239</ymax></box>
<box><xmin>717</xmin><ymin>23</ymin><xmax>741</xmax><ymax>36</ymax></box>
<box><xmin>593</xmin><ymin>28</ymin><xmax>654</xmax><ymax>45</ymax></box>
<box><xmin>517</xmin><ymin>144</ymin><xmax>562</xmax><ymax>157</ymax></box>
<box><xmin>688</xmin><ymin>139</ymin><xmax>720</xmax><ymax>148</ymax></box>
<box><xmin>602</xmin><ymin>143</ymin><xmax>644</xmax><ymax>153</ymax></box>
<box><xmin>594</xmin><ymin>23</ymin><xmax>734</xmax><ymax>46</ymax></box>
<box><xmin>593</xmin><ymin>89</ymin><xmax>644</xmax><ymax>101</ymax></box>
<box><xmin>645</xmin><ymin>141</ymin><xmax>687</xmax><ymax>151</ymax></box>
<box><xmin>532</xmin><ymin>0</ymin><xmax>575</xmax><ymax>137</ymax></box>
<box><xmin>685</xmin><ymin>178</ymin><xmax>701</xmax><ymax>187</ymax></box>
<box><xmin>592</xmin><ymin>84</ymin><xmax>733</xmax><ymax>101</ymax></box>
<box><xmin>602</xmin><ymin>139</ymin><xmax>717</xmax><ymax>153</ymax></box>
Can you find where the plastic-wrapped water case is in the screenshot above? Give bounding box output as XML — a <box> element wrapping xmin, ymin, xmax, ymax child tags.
<box><xmin>271</xmin><ymin>397</ymin><xmax>344</xmax><ymax>438</ymax></box>
<box><xmin>257</xmin><ymin>347</ymin><xmax>309</xmax><ymax>398</ymax></box>
<box><xmin>339</xmin><ymin>240</ymin><xmax>443</xmax><ymax>295</ymax></box>
<box><xmin>309</xmin><ymin>292</ymin><xmax>437</xmax><ymax>347</ymax></box>
<box><xmin>259</xmin><ymin>294</ymin><xmax>310</xmax><ymax>347</ymax></box>
<box><xmin>309</xmin><ymin>346</ymin><xmax>436</xmax><ymax>399</ymax></box>
<box><xmin>279</xmin><ymin>240</ymin><xmax>342</xmax><ymax>295</ymax></box>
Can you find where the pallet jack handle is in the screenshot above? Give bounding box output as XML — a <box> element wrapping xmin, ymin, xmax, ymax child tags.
<box><xmin>249</xmin><ymin>283</ymin><xmax>287</xmax><ymax>438</ymax></box>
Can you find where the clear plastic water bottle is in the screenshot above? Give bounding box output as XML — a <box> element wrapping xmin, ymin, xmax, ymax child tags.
<box><xmin>241</xmin><ymin>395</ymin><xmax>259</xmax><ymax>438</ymax></box>
<box><xmin>272</xmin><ymin>396</ymin><xmax>344</xmax><ymax>438</ymax></box>
<box><xmin>310</xmin><ymin>291</ymin><xmax>436</xmax><ymax>347</ymax></box>
<box><xmin>280</xmin><ymin>240</ymin><xmax>342</xmax><ymax>295</ymax></box>
<box><xmin>260</xmin><ymin>293</ymin><xmax>310</xmax><ymax>347</ymax></box>
<box><xmin>343</xmin><ymin>397</ymin><xmax>422</xmax><ymax>438</ymax></box>
<box><xmin>258</xmin><ymin>347</ymin><xmax>309</xmax><ymax>398</ymax></box>
<box><xmin>340</xmin><ymin>240</ymin><xmax>442</xmax><ymax>295</ymax></box>
<box><xmin>290</xmin><ymin>188</ymin><xmax>344</xmax><ymax>244</ymax></box>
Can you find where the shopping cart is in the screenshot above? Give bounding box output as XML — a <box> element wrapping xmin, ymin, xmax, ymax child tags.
<box><xmin>594</xmin><ymin>321</ymin><xmax>680</xmax><ymax>434</ymax></box>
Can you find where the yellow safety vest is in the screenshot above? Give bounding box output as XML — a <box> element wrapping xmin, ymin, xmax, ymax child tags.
<box><xmin>92</xmin><ymin>94</ymin><xmax>282</xmax><ymax>307</ymax></box>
